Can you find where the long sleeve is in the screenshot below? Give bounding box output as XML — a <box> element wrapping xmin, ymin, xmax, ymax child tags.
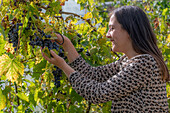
<box><xmin>69</xmin><ymin>55</ymin><xmax>156</xmax><ymax>104</ymax></box>
<box><xmin>69</xmin><ymin>55</ymin><xmax>124</xmax><ymax>82</ymax></box>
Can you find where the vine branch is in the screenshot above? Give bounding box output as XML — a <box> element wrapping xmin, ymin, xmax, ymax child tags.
<box><xmin>21</xmin><ymin>56</ymin><xmax>36</xmax><ymax>63</ymax></box>
<box><xmin>9</xmin><ymin>81</ymin><xmax>11</xmax><ymax>113</ymax></box>
<box><xmin>14</xmin><ymin>83</ymin><xmax>20</xmax><ymax>106</ymax></box>
<box><xmin>55</xmin><ymin>11</ymin><xmax>97</xmax><ymax>32</ymax></box>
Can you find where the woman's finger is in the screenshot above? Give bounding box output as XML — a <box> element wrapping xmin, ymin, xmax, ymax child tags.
<box><xmin>42</xmin><ymin>52</ymin><xmax>52</xmax><ymax>62</ymax></box>
<box><xmin>50</xmin><ymin>50</ymin><xmax>59</xmax><ymax>59</ymax></box>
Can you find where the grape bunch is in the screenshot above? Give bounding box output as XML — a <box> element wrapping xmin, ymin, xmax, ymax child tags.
<box><xmin>29</xmin><ymin>34</ymin><xmax>65</xmax><ymax>88</ymax></box>
<box><xmin>25</xmin><ymin>17</ymin><xmax>66</xmax><ymax>88</ymax></box>
<box><xmin>52</xmin><ymin>66</ymin><xmax>62</xmax><ymax>88</ymax></box>
<box><xmin>8</xmin><ymin>23</ymin><xmax>23</xmax><ymax>51</ymax></box>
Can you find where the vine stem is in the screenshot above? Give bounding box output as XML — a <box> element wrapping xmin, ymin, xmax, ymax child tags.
<box><xmin>14</xmin><ymin>83</ymin><xmax>20</xmax><ymax>106</ymax></box>
<box><xmin>57</xmin><ymin>11</ymin><xmax>96</xmax><ymax>31</ymax></box>
<box><xmin>21</xmin><ymin>56</ymin><xmax>36</xmax><ymax>63</ymax></box>
<box><xmin>40</xmin><ymin>5</ymin><xmax>93</xmax><ymax>27</ymax></box>
<box><xmin>9</xmin><ymin>81</ymin><xmax>12</xmax><ymax>113</ymax></box>
<box><xmin>66</xmin><ymin>99</ymin><xmax>71</xmax><ymax>113</ymax></box>
<box><xmin>15</xmin><ymin>11</ymin><xmax>25</xmax><ymax>57</ymax></box>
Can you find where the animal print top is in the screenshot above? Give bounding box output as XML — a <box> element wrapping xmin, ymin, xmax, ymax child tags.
<box><xmin>68</xmin><ymin>54</ymin><xmax>169</xmax><ymax>112</ymax></box>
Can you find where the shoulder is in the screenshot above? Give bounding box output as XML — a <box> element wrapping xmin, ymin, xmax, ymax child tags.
<box><xmin>126</xmin><ymin>54</ymin><xmax>159</xmax><ymax>72</ymax></box>
<box><xmin>129</xmin><ymin>54</ymin><xmax>156</xmax><ymax>64</ymax></box>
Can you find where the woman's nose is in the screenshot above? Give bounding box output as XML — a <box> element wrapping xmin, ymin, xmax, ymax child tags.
<box><xmin>106</xmin><ymin>31</ymin><xmax>111</xmax><ymax>38</ymax></box>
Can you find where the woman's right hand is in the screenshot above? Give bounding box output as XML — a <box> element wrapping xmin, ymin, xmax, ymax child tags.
<box><xmin>52</xmin><ymin>32</ymin><xmax>69</xmax><ymax>46</ymax></box>
<box><xmin>51</xmin><ymin>32</ymin><xmax>79</xmax><ymax>63</ymax></box>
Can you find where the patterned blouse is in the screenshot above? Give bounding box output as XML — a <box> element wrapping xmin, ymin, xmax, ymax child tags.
<box><xmin>68</xmin><ymin>54</ymin><xmax>169</xmax><ymax>112</ymax></box>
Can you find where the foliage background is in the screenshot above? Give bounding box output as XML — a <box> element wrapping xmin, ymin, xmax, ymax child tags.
<box><xmin>0</xmin><ymin>0</ymin><xmax>169</xmax><ymax>112</ymax></box>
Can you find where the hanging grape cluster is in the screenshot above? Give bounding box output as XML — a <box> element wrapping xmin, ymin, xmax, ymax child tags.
<box><xmin>26</xmin><ymin>17</ymin><xmax>66</xmax><ymax>89</ymax></box>
<box><xmin>7</xmin><ymin>23</ymin><xmax>23</xmax><ymax>51</ymax></box>
<box><xmin>6</xmin><ymin>14</ymin><xmax>66</xmax><ymax>89</ymax></box>
<box><xmin>53</xmin><ymin>66</ymin><xmax>62</xmax><ymax>88</ymax></box>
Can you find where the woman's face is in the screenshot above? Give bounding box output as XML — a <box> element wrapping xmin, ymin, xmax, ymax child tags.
<box><xmin>106</xmin><ymin>14</ymin><xmax>133</xmax><ymax>53</ymax></box>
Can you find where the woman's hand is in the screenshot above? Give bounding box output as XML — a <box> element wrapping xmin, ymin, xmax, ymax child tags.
<box><xmin>51</xmin><ymin>32</ymin><xmax>79</xmax><ymax>63</ymax></box>
<box><xmin>41</xmin><ymin>49</ymin><xmax>65</xmax><ymax>69</ymax></box>
<box><xmin>51</xmin><ymin>32</ymin><xmax>69</xmax><ymax>46</ymax></box>
<box><xmin>41</xmin><ymin>48</ymin><xmax>75</xmax><ymax>78</ymax></box>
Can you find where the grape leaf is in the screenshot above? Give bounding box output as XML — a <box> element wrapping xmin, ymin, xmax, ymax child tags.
<box><xmin>0</xmin><ymin>89</ymin><xmax>6</xmax><ymax>110</ymax></box>
<box><xmin>33</xmin><ymin>59</ymin><xmax>47</xmax><ymax>79</ymax></box>
<box><xmin>0</xmin><ymin>54</ymin><xmax>24</xmax><ymax>84</ymax></box>
<box><xmin>0</xmin><ymin>36</ymin><xmax>6</xmax><ymax>55</ymax></box>
<box><xmin>167</xmin><ymin>34</ymin><xmax>170</xmax><ymax>43</ymax></box>
<box><xmin>17</xmin><ymin>92</ymin><xmax>29</xmax><ymax>102</ymax></box>
<box><xmin>70</xmin><ymin>89</ymin><xmax>83</xmax><ymax>103</ymax></box>
<box><xmin>0</xmin><ymin>24</ymin><xmax>6</xmax><ymax>40</ymax></box>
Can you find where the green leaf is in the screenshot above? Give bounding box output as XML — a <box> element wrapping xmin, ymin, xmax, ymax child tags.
<box><xmin>0</xmin><ymin>89</ymin><xmax>6</xmax><ymax>110</ymax></box>
<box><xmin>0</xmin><ymin>24</ymin><xmax>6</xmax><ymax>40</ymax></box>
<box><xmin>70</xmin><ymin>89</ymin><xmax>83</xmax><ymax>103</ymax></box>
<box><xmin>82</xmin><ymin>40</ymin><xmax>89</xmax><ymax>47</ymax></box>
<box><xmin>162</xmin><ymin>8</ymin><xmax>168</xmax><ymax>16</ymax></box>
<box><xmin>17</xmin><ymin>92</ymin><xmax>29</xmax><ymax>102</ymax></box>
<box><xmin>69</xmin><ymin>105</ymin><xmax>83</xmax><ymax>113</ymax></box>
<box><xmin>29</xmin><ymin>93</ymin><xmax>36</xmax><ymax>107</ymax></box>
<box><xmin>0</xmin><ymin>36</ymin><xmax>6</xmax><ymax>55</ymax></box>
<box><xmin>165</xmin><ymin>49</ymin><xmax>170</xmax><ymax>55</ymax></box>
<box><xmin>17</xmin><ymin>105</ymin><xmax>24</xmax><ymax>112</ymax></box>
<box><xmin>33</xmin><ymin>59</ymin><xmax>47</xmax><ymax>79</ymax></box>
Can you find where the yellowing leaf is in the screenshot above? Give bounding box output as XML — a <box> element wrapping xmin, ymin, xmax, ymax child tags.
<box><xmin>0</xmin><ymin>89</ymin><xmax>6</xmax><ymax>110</ymax></box>
<box><xmin>44</xmin><ymin>26</ymin><xmax>53</xmax><ymax>34</ymax></box>
<box><xmin>162</xmin><ymin>8</ymin><xmax>168</xmax><ymax>16</ymax></box>
<box><xmin>4</xmin><ymin>42</ymin><xmax>15</xmax><ymax>54</ymax></box>
<box><xmin>0</xmin><ymin>54</ymin><xmax>24</xmax><ymax>84</ymax></box>
<box><xmin>59</xmin><ymin>0</ymin><xmax>66</xmax><ymax>2</ymax></box>
<box><xmin>0</xmin><ymin>54</ymin><xmax>11</xmax><ymax>75</ymax></box>
<box><xmin>34</xmin><ymin>89</ymin><xmax>39</xmax><ymax>102</ymax></box>
<box><xmin>84</xmin><ymin>12</ymin><xmax>92</xmax><ymax>20</ymax></box>
<box><xmin>70</xmin><ymin>19</ymin><xmax>78</xmax><ymax>25</ymax></box>
<box><xmin>97</xmin><ymin>27</ymin><xmax>106</xmax><ymax>36</ymax></box>
<box><xmin>167</xmin><ymin>34</ymin><xmax>170</xmax><ymax>42</ymax></box>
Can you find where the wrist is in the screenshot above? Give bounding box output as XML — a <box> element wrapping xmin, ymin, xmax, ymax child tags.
<box><xmin>61</xmin><ymin>62</ymin><xmax>75</xmax><ymax>78</ymax></box>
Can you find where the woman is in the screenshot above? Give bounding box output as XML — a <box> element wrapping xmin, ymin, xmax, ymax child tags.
<box><xmin>42</xmin><ymin>6</ymin><xmax>170</xmax><ymax>112</ymax></box>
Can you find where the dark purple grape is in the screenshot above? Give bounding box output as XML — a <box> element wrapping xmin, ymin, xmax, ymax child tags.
<box><xmin>86</xmin><ymin>50</ymin><xmax>91</xmax><ymax>56</ymax></box>
<box><xmin>38</xmin><ymin>8</ymin><xmax>42</xmax><ymax>11</ymax></box>
<box><xmin>77</xmin><ymin>33</ymin><xmax>81</xmax><ymax>38</ymax></box>
<box><xmin>29</xmin><ymin>17</ymin><xmax>32</xmax><ymax>21</ymax></box>
<box><xmin>78</xmin><ymin>47</ymin><xmax>84</xmax><ymax>53</ymax></box>
<box><xmin>8</xmin><ymin>24</ymin><xmax>20</xmax><ymax>51</ymax></box>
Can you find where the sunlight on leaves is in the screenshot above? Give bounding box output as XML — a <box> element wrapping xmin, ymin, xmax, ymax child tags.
<box><xmin>167</xmin><ymin>34</ymin><xmax>170</xmax><ymax>43</ymax></box>
<box><xmin>0</xmin><ymin>89</ymin><xmax>6</xmax><ymax>110</ymax></box>
<box><xmin>0</xmin><ymin>54</ymin><xmax>24</xmax><ymax>84</ymax></box>
<box><xmin>17</xmin><ymin>92</ymin><xmax>29</xmax><ymax>102</ymax></box>
<box><xmin>97</xmin><ymin>27</ymin><xmax>106</xmax><ymax>36</ymax></box>
<box><xmin>83</xmin><ymin>12</ymin><xmax>92</xmax><ymax>19</ymax></box>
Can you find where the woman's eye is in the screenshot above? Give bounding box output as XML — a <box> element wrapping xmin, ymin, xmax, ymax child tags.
<box><xmin>110</xmin><ymin>28</ymin><xmax>114</xmax><ymax>30</ymax></box>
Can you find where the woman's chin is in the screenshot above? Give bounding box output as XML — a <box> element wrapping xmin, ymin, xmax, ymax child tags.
<box><xmin>112</xmin><ymin>47</ymin><xmax>119</xmax><ymax>52</ymax></box>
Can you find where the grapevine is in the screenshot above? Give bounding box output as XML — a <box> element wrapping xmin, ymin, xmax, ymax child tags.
<box><xmin>0</xmin><ymin>0</ymin><xmax>169</xmax><ymax>112</ymax></box>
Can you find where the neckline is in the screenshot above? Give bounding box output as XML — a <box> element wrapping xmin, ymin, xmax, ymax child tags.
<box><xmin>124</xmin><ymin>54</ymin><xmax>152</xmax><ymax>60</ymax></box>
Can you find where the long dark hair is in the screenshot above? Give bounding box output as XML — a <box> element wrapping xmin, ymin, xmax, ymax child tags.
<box><xmin>111</xmin><ymin>6</ymin><xmax>169</xmax><ymax>82</ymax></box>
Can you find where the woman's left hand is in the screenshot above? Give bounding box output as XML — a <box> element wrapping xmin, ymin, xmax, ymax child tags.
<box><xmin>41</xmin><ymin>48</ymin><xmax>66</xmax><ymax>70</ymax></box>
<box><xmin>41</xmin><ymin>48</ymin><xmax>75</xmax><ymax>77</ymax></box>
